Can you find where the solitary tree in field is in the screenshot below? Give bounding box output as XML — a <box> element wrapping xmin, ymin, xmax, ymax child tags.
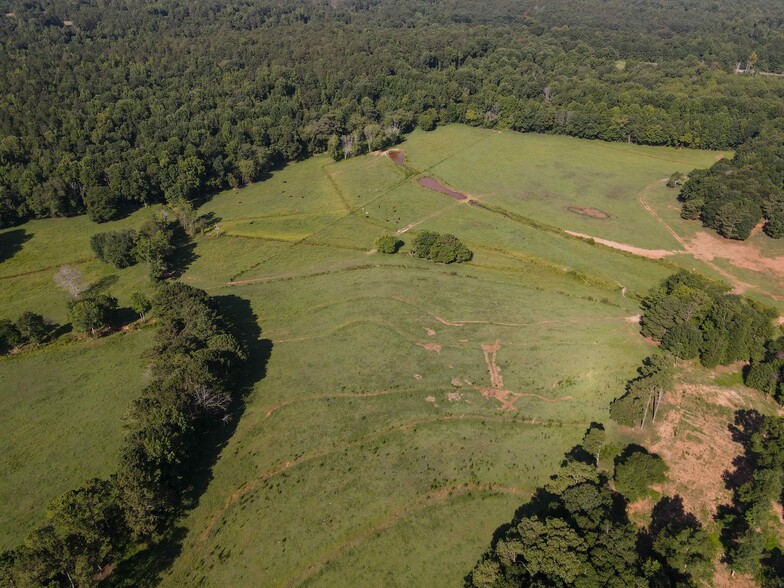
<box><xmin>130</xmin><ymin>292</ymin><xmax>152</xmax><ymax>322</ymax></box>
<box><xmin>54</xmin><ymin>265</ymin><xmax>85</xmax><ymax>298</ymax></box>
<box><xmin>69</xmin><ymin>294</ymin><xmax>117</xmax><ymax>336</ymax></box>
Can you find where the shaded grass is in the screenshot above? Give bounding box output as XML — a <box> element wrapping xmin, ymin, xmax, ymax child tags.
<box><xmin>0</xmin><ymin>329</ymin><xmax>154</xmax><ymax>548</ymax></box>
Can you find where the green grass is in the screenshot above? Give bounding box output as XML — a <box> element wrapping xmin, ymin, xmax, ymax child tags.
<box><xmin>0</xmin><ymin>329</ymin><xmax>153</xmax><ymax>548</ymax></box>
<box><xmin>0</xmin><ymin>125</ymin><xmax>774</xmax><ymax>583</ymax></box>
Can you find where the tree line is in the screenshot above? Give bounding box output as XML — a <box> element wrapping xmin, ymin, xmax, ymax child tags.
<box><xmin>2</xmin><ymin>0</ymin><xmax>784</xmax><ymax>229</ymax></box>
<box><xmin>0</xmin><ymin>282</ymin><xmax>247</xmax><ymax>586</ymax></box>
<box><xmin>610</xmin><ymin>271</ymin><xmax>776</xmax><ymax>427</ymax></box>
<box><xmin>678</xmin><ymin>130</ymin><xmax>784</xmax><ymax>240</ymax></box>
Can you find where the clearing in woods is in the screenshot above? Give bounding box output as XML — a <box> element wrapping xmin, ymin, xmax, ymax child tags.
<box><xmin>1</xmin><ymin>125</ymin><xmax>779</xmax><ymax>583</ymax></box>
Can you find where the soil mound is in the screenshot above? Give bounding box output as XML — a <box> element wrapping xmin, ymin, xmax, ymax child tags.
<box><xmin>568</xmin><ymin>206</ymin><xmax>610</xmax><ymax>219</ymax></box>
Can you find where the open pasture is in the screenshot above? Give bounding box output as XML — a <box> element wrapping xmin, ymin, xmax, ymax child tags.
<box><xmin>155</xmin><ymin>127</ymin><xmax>738</xmax><ymax>586</ymax></box>
<box><xmin>0</xmin><ymin>125</ymin><xmax>764</xmax><ymax>582</ymax></box>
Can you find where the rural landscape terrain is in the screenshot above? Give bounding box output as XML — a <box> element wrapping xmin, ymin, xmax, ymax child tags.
<box><xmin>3</xmin><ymin>125</ymin><xmax>783</xmax><ymax>584</ymax></box>
<box><xmin>2</xmin><ymin>0</ymin><xmax>784</xmax><ymax>586</ymax></box>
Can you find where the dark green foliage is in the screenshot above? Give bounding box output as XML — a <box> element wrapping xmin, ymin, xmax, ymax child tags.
<box><xmin>718</xmin><ymin>413</ymin><xmax>784</xmax><ymax>578</ymax></box>
<box><xmin>90</xmin><ymin>229</ymin><xmax>138</xmax><ymax>268</ymax></box>
<box><xmin>116</xmin><ymin>282</ymin><xmax>244</xmax><ymax>539</ymax></box>
<box><xmin>1</xmin><ymin>282</ymin><xmax>250</xmax><ymax>583</ymax></box>
<box><xmin>412</xmin><ymin>231</ymin><xmax>439</xmax><ymax>259</ymax></box>
<box><xmin>679</xmin><ymin>131</ymin><xmax>784</xmax><ymax>240</ymax></box>
<box><xmin>613</xmin><ymin>446</ymin><xmax>667</xmax><ymax>501</ymax></box>
<box><xmin>745</xmin><ymin>337</ymin><xmax>784</xmax><ymax>403</ymax></box>
<box><xmin>428</xmin><ymin>234</ymin><xmax>473</xmax><ymax>264</ymax></box>
<box><xmin>374</xmin><ymin>235</ymin><xmax>402</xmax><ymax>254</ymax></box>
<box><xmin>411</xmin><ymin>231</ymin><xmax>472</xmax><ymax>264</ymax></box>
<box><xmin>641</xmin><ymin>271</ymin><xmax>773</xmax><ymax>367</ymax></box>
<box><xmin>661</xmin><ymin>323</ymin><xmax>702</xmax><ymax>359</ymax></box>
<box><xmin>16</xmin><ymin>311</ymin><xmax>49</xmax><ymax>345</ymax></box>
<box><xmin>133</xmin><ymin>217</ymin><xmax>176</xmax><ymax>280</ymax></box>
<box><xmin>3</xmin><ymin>0</ymin><xmax>784</xmax><ymax>229</ymax></box>
<box><xmin>0</xmin><ymin>319</ymin><xmax>22</xmax><ymax>354</ymax></box>
<box><xmin>641</xmin><ymin>496</ymin><xmax>715</xmax><ymax>585</ymax></box>
<box><xmin>68</xmin><ymin>294</ymin><xmax>117</xmax><ymax>336</ymax></box>
<box><xmin>469</xmin><ymin>459</ymin><xmax>644</xmax><ymax>587</ymax></box>
<box><xmin>467</xmin><ymin>432</ymin><xmax>721</xmax><ymax>588</ymax></box>
<box><xmin>610</xmin><ymin>354</ymin><xmax>674</xmax><ymax>428</ymax></box>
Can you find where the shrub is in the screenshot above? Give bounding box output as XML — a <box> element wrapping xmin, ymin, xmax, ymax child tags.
<box><xmin>16</xmin><ymin>311</ymin><xmax>49</xmax><ymax>344</ymax></box>
<box><xmin>428</xmin><ymin>233</ymin><xmax>473</xmax><ymax>264</ymax></box>
<box><xmin>614</xmin><ymin>447</ymin><xmax>667</xmax><ymax>501</ymax></box>
<box><xmin>69</xmin><ymin>294</ymin><xmax>118</xmax><ymax>336</ymax></box>
<box><xmin>0</xmin><ymin>319</ymin><xmax>22</xmax><ymax>353</ymax></box>
<box><xmin>412</xmin><ymin>231</ymin><xmax>438</xmax><ymax>258</ymax></box>
<box><xmin>375</xmin><ymin>235</ymin><xmax>402</xmax><ymax>254</ymax></box>
<box><xmin>411</xmin><ymin>230</ymin><xmax>473</xmax><ymax>264</ymax></box>
<box><xmin>91</xmin><ymin>229</ymin><xmax>138</xmax><ymax>268</ymax></box>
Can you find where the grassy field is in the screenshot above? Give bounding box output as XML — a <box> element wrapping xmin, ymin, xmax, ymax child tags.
<box><xmin>1</xmin><ymin>125</ymin><xmax>779</xmax><ymax>582</ymax></box>
<box><xmin>0</xmin><ymin>329</ymin><xmax>153</xmax><ymax>548</ymax></box>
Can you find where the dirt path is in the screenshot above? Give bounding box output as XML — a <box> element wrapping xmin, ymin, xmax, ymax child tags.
<box><xmin>636</xmin><ymin>179</ymin><xmax>758</xmax><ymax>294</ymax></box>
<box><xmin>281</xmin><ymin>482</ymin><xmax>528</xmax><ymax>587</ymax></box>
<box><xmin>565</xmin><ymin>230</ymin><xmax>677</xmax><ymax>260</ymax></box>
<box><xmin>462</xmin><ymin>342</ymin><xmax>572</xmax><ymax>410</ymax></box>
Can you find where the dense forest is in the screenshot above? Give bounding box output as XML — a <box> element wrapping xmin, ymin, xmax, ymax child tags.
<box><xmin>2</xmin><ymin>0</ymin><xmax>784</xmax><ymax>230</ymax></box>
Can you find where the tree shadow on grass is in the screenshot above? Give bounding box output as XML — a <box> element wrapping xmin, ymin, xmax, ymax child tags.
<box><xmin>107</xmin><ymin>527</ymin><xmax>187</xmax><ymax>588</ymax></box>
<box><xmin>0</xmin><ymin>228</ymin><xmax>32</xmax><ymax>265</ymax></box>
<box><xmin>86</xmin><ymin>274</ymin><xmax>119</xmax><ymax>295</ymax></box>
<box><xmin>109</xmin><ymin>294</ymin><xmax>272</xmax><ymax>586</ymax></box>
<box><xmin>168</xmin><ymin>227</ymin><xmax>198</xmax><ymax>279</ymax></box>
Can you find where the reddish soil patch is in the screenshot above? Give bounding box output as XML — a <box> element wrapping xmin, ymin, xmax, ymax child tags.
<box><xmin>418</xmin><ymin>177</ymin><xmax>468</xmax><ymax>200</ymax></box>
<box><xmin>568</xmin><ymin>206</ymin><xmax>610</xmax><ymax>219</ymax></box>
<box><xmin>462</xmin><ymin>342</ymin><xmax>572</xmax><ymax>411</ymax></box>
<box><xmin>387</xmin><ymin>149</ymin><xmax>406</xmax><ymax>166</ymax></box>
<box><xmin>416</xmin><ymin>342</ymin><xmax>442</xmax><ymax>353</ymax></box>
<box><xmin>482</xmin><ymin>343</ymin><xmax>504</xmax><ymax>388</ymax></box>
<box><xmin>650</xmin><ymin>384</ymin><xmax>744</xmax><ymax>520</ymax></box>
<box><xmin>565</xmin><ymin>230</ymin><xmax>676</xmax><ymax>260</ymax></box>
<box><xmin>687</xmin><ymin>230</ymin><xmax>784</xmax><ymax>290</ymax></box>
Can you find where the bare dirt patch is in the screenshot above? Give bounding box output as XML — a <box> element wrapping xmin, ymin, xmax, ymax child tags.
<box><xmin>418</xmin><ymin>177</ymin><xmax>468</xmax><ymax>200</ymax></box>
<box><xmin>447</xmin><ymin>392</ymin><xmax>463</xmax><ymax>402</ymax></box>
<box><xmin>624</xmin><ymin>314</ymin><xmax>641</xmax><ymax>324</ymax></box>
<box><xmin>687</xmin><ymin>230</ymin><xmax>784</xmax><ymax>289</ymax></box>
<box><xmin>461</xmin><ymin>342</ymin><xmax>572</xmax><ymax>411</ymax></box>
<box><xmin>416</xmin><ymin>342</ymin><xmax>442</xmax><ymax>353</ymax></box>
<box><xmin>424</xmin><ymin>327</ymin><xmax>436</xmax><ymax>336</ymax></box>
<box><xmin>413</xmin><ymin>374</ymin><xmax>422</xmax><ymax>381</ymax></box>
<box><xmin>568</xmin><ymin>206</ymin><xmax>610</xmax><ymax>219</ymax></box>
<box><xmin>387</xmin><ymin>149</ymin><xmax>406</xmax><ymax>166</ymax></box>
<box><xmin>650</xmin><ymin>385</ymin><xmax>744</xmax><ymax>520</ymax></box>
<box><xmin>425</xmin><ymin>395</ymin><xmax>436</xmax><ymax>404</ymax></box>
